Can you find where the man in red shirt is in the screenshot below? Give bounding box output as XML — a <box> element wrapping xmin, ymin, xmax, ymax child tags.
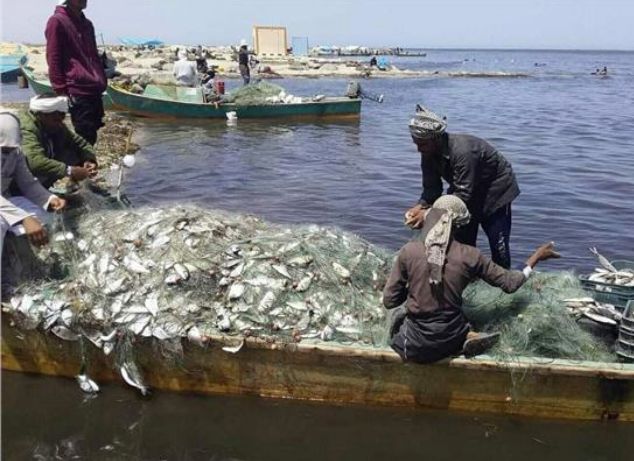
<box><xmin>45</xmin><ymin>0</ymin><xmax>107</xmax><ymax>145</ymax></box>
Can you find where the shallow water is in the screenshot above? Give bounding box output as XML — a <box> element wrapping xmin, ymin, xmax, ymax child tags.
<box><xmin>2</xmin><ymin>49</ymin><xmax>634</xmax><ymax>458</ymax></box>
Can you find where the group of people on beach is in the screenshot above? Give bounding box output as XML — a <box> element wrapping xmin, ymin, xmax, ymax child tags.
<box><xmin>1</xmin><ymin>0</ymin><xmax>563</xmax><ymax>364</ymax></box>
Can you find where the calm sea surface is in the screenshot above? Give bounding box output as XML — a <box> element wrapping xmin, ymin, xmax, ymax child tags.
<box><xmin>2</xmin><ymin>49</ymin><xmax>633</xmax><ymax>459</ymax></box>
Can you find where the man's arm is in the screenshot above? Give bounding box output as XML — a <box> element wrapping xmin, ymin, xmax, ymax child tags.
<box><xmin>383</xmin><ymin>250</ymin><xmax>409</xmax><ymax>309</ymax></box>
<box><xmin>45</xmin><ymin>17</ymin><xmax>68</xmax><ymax>96</ymax></box>
<box><xmin>21</xmin><ymin>124</ymin><xmax>67</xmax><ymax>182</ymax></box>
<box><xmin>419</xmin><ymin>156</ymin><xmax>443</xmax><ymax>207</ymax></box>
<box><xmin>0</xmin><ymin>196</ymin><xmax>33</xmax><ymax>228</ymax></box>
<box><xmin>12</xmin><ymin>152</ymin><xmax>54</xmax><ymax>209</ymax></box>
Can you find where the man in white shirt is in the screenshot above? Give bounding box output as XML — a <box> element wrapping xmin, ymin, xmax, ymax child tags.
<box><xmin>173</xmin><ymin>50</ymin><xmax>197</xmax><ymax>87</ymax></box>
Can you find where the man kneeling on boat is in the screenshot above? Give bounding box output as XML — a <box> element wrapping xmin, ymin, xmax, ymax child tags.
<box><xmin>383</xmin><ymin>195</ymin><xmax>560</xmax><ymax>363</ymax></box>
<box><xmin>1</xmin><ymin>111</ymin><xmax>67</xmax><ymax>297</ymax></box>
<box><xmin>20</xmin><ymin>94</ymin><xmax>98</xmax><ymax>189</ymax></box>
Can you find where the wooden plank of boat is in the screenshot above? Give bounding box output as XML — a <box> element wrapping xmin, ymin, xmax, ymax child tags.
<box><xmin>20</xmin><ymin>66</ymin><xmax>114</xmax><ymax>108</ymax></box>
<box><xmin>2</xmin><ymin>313</ymin><xmax>633</xmax><ymax>421</ymax></box>
<box><xmin>107</xmin><ymin>84</ymin><xmax>362</xmax><ymax>119</ymax></box>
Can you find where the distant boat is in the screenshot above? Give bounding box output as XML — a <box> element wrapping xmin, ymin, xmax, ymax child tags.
<box><xmin>1</xmin><ymin>53</ymin><xmax>27</xmax><ymax>83</ymax></box>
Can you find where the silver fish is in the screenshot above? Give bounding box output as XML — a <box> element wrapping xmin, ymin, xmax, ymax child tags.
<box><xmin>320</xmin><ymin>325</ymin><xmax>335</xmax><ymax>341</ymax></box>
<box><xmin>76</xmin><ymin>374</ymin><xmax>100</xmax><ymax>394</ymax></box>
<box><xmin>230</xmin><ymin>262</ymin><xmax>245</xmax><ymax>278</ymax></box>
<box><xmin>332</xmin><ymin>262</ymin><xmax>351</xmax><ymax>280</ymax></box>
<box><xmin>123</xmin><ymin>256</ymin><xmax>149</xmax><ymax>274</ymax></box>
<box><xmin>217</xmin><ymin>317</ymin><xmax>232</xmax><ymax>331</ymax></box>
<box><xmin>187</xmin><ymin>326</ymin><xmax>206</xmax><ymax>347</ymax></box>
<box><xmin>228</xmin><ymin>283</ymin><xmax>245</xmax><ymax>300</ymax></box>
<box><xmin>51</xmin><ymin>325</ymin><xmax>79</xmax><ymax>341</ymax></box>
<box><xmin>286</xmin><ymin>301</ymin><xmax>308</xmax><ymax>311</ymax></box>
<box><xmin>295</xmin><ymin>273</ymin><xmax>314</xmax><ymax>292</ymax></box>
<box><xmin>150</xmin><ymin>234</ymin><xmax>170</xmax><ymax>248</ymax></box>
<box><xmin>288</xmin><ymin>255</ymin><xmax>313</xmax><ymax>267</ymax></box>
<box><xmin>222</xmin><ymin>340</ymin><xmax>244</xmax><ymax>354</ymax></box>
<box><xmin>257</xmin><ymin>291</ymin><xmax>276</xmax><ymax>312</ymax></box>
<box><xmin>120</xmin><ymin>362</ymin><xmax>148</xmax><ymax>396</ymax></box>
<box><xmin>272</xmin><ymin>264</ymin><xmax>292</xmax><ymax>279</ymax></box>
<box><xmin>174</xmin><ymin>263</ymin><xmax>190</xmax><ymax>281</ymax></box>
<box><xmin>589</xmin><ymin>247</ymin><xmax>617</xmax><ymax>272</ymax></box>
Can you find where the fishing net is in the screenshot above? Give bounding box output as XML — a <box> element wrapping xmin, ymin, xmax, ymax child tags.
<box><xmin>463</xmin><ymin>272</ymin><xmax>614</xmax><ymax>362</ymax></box>
<box><xmin>222</xmin><ymin>81</ymin><xmax>287</xmax><ymax>105</ymax></box>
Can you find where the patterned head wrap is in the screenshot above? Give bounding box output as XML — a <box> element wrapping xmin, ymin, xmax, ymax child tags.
<box><xmin>409</xmin><ymin>104</ymin><xmax>447</xmax><ymax>140</ymax></box>
<box><xmin>420</xmin><ymin>195</ymin><xmax>471</xmax><ymax>287</ymax></box>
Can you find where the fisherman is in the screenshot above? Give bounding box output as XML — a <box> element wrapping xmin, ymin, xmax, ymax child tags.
<box><xmin>45</xmin><ymin>0</ymin><xmax>107</xmax><ymax>145</ymax></box>
<box><xmin>384</xmin><ymin>195</ymin><xmax>560</xmax><ymax>363</ymax></box>
<box><xmin>238</xmin><ymin>40</ymin><xmax>250</xmax><ymax>85</ymax></box>
<box><xmin>20</xmin><ymin>95</ymin><xmax>98</xmax><ymax>189</ymax></box>
<box><xmin>1</xmin><ymin>111</ymin><xmax>67</xmax><ymax>296</ymax></box>
<box><xmin>173</xmin><ymin>49</ymin><xmax>197</xmax><ymax>87</ymax></box>
<box><xmin>405</xmin><ymin>105</ymin><xmax>520</xmax><ymax>268</ymax></box>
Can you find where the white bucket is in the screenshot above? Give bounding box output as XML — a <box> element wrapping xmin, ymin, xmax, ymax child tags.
<box><xmin>226</xmin><ymin>111</ymin><xmax>238</xmax><ymax>120</ymax></box>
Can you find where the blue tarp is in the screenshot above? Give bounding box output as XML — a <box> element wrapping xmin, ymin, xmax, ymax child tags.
<box><xmin>119</xmin><ymin>37</ymin><xmax>164</xmax><ymax>47</ymax></box>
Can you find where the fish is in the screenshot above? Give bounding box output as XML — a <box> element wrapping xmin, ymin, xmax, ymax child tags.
<box><xmin>145</xmin><ymin>295</ymin><xmax>159</xmax><ymax>316</ymax></box>
<box><xmin>257</xmin><ymin>291</ymin><xmax>276</xmax><ymax>312</ymax></box>
<box><xmin>332</xmin><ymin>262</ymin><xmax>351</xmax><ymax>280</ymax></box>
<box><xmin>288</xmin><ymin>255</ymin><xmax>313</xmax><ymax>267</ymax></box>
<box><xmin>187</xmin><ymin>326</ymin><xmax>206</xmax><ymax>346</ymax></box>
<box><xmin>123</xmin><ymin>256</ymin><xmax>149</xmax><ymax>274</ymax></box>
<box><xmin>582</xmin><ymin>311</ymin><xmax>618</xmax><ymax>326</ymax></box>
<box><xmin>222</xmin><ymin>340</ymin><xmax>244</xmax><ymax>354</ymax></box>
<box><xmin>150</xmin><ymin>234</ymin><xmax>170</xmax><ymax>248</ymax></box>
<box><xmin>120</xmin><ymin>362</ymin><xmax>148</xmax><ymax>396</ymax></box>
<box><xmin>589</xmin><ymin>247</ymin><xmax>617</xmax><ymax>272</ymax></box>
<box><xmin>76</xmin><ymin>373</ymin><xmax>100</xmax><ymax>394</ymax></box>
<box><xmin>77</xmin><ymin>239</ymin><xmax>89</xmax><ymax>252</ymax></box>
<box><xmin>320</xmin><ymin>325</ymin><xmax>335</xmax><ymax>341</ymax></box>
<box><xmin>174</xmin><ymin>263</ymin><xmax>190</xmax><ymax>281</ymax></box>
<box><xmin>286</xmin><ymin>301</ymin><xmax>308</xmax><ymax>311</ymax></box>
<box><xmin>104</xmin><ymin>277</ymin><xmax>127</xmax><ymax>295</ymax></box>
<box><xmin>294</xmin><ymin>273</ymin><xmax>314</xmax><ymax>292</ymax></box>
<box><xmin>51</xmin><ymin>325</ymin><xmax>80</xmax><ymax>341</ymax></box>
<box><xmin>164</xmin><ymin>273</ymin><xmax>181</xmax><ymax>285</ymax></box>
<box><xmin>217</xmin><ymin>317</ymin><xmax>232</xmax><ymax>331</ymax></box>
<box><xmin>230</xmin><ymin>262</ymin><xmax>245</xmax><ymax>278</ymax></box>
<box><xmin>228</xmin><ymin>283</ymin><xmax>245</xmax><ymax>300</ymax></box>
<box><xmin>272</xmin><ymin>264</ymin><xmax>292</xmax><ymax>279</ymax></box>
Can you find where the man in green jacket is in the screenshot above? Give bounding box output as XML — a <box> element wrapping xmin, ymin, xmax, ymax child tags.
<box><xmin>20</xmin><ymin>94</ymin><xmax>98</xmax><ymax>189</ymax></box>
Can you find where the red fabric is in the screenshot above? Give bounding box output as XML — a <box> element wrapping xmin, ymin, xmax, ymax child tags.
<box><xmin>45</xmin><ymin>6</ymin><xmax>107</xmax><ymax>97</ymax></box>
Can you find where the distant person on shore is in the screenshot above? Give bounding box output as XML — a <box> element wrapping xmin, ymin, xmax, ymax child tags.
<box><xmin>20</xmin><ymin>95</ymin><xmax>98</xmax><ymax>189</ymax></box>
<box><xmin>369</xmin><ymin>56</ymin><xmax>378</xmax><ymax>67</ymax></box>
<box><xmin>238</xmin><ymin>40</ymin><xmax>251</xmax><ymax>85</ymax></box>
<box><xmin>384</xmin><ymin>195</ymin><xmax>560</xmax><ymax>363</ymax></box>
<box><xmin>1</xmin><ymin>111</ymin><xmax>67</xmax><ymax>297</ymax></box>
<box><xmin>45</xmin><ymin>0</ymin><xmax>107</xmax><ymax>145</ymax></box>
<box><xmin>195</xmin><ymin>45</ymin><xmax>209</xmax><ymax>73</ymax></box>
<box><xmin>600</xmin><ymin>66</ymin><xmax>608</xmax><ymax>76</ymax></box>
<box><xmin>404</xmin><ymin>105</ymin><xmax>520</xmax><ymax>269</ymax></box>
<box><xmin>173</xmin><ymin>50</ymin><xmax>197</xmax><ymax>87</ymax></box>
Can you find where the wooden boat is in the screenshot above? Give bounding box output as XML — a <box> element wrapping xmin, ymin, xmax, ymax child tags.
<box><xmin>2</xmin><ymin>312</ymin><xmax>633</xmax><ymax>422</ymax></box>
<box><xmin>21</xmin><ymin>67</ymin><xmax>114</xmax><ymax>108</ymax></box>
<box><xmin>106</xmin><ymin>84</ymin><xmax>362</xmax><ymax>119</ymax></box>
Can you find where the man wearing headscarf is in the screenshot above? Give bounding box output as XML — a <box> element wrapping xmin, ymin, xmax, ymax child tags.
<box><xmin>1</xmin><ymin>111</ymin><xmax>66</xmax><ymax>296</ymax></box>
<box><xmin>238</xmin><ymin>40</ymin><xmax>251</xmax><ymax>85</ymax></box>
<box><xmin>46</xmin><ymin>0</ymin><xmax>107</xmax><ymax>145</ymax></box>
<box><xmin>384</xmin><ymin>196</ymin><xmax>559</xmax><ymax>363</ymax></box>
<box><xmin>172</xmin><ymin>50</ymin><xmax>198</xmax><ymax>87</ymax></box>
<box><xmin>20</xmin><ymin>94</ymin><xmax>98</xmax><ymax>189</ymax></box>
<box><xmin>405</xmin><ymin>105</ymin><xmax>520</xmax><ymax>268</ymax></box>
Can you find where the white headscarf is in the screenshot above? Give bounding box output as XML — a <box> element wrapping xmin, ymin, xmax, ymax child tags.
<box><xmin>0</xmin><ymin>111</ymin><xmax>22</xmax><ymax>148</ymax></box>
<box><xmin>409</xmin><ymin>104</ymin><xmax>447</xmax><ymax>140</ymax></box>
<box><xmin>29</xmin><ymin>95</ymin><xmax>69</xmax><ymax>114</ymax></box>
<box><xmin>177</xmin><ymin>50</ymin><xmax>188</xmax><ymax>60</ymax></box>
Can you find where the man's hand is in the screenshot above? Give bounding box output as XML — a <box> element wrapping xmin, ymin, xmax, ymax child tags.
<box><xmin>22</xmin><ymin>216</ymin><xmax>48</xmax><ymax>247</ymax></box>
<box><xmin>69</xmin><ymin>166</ymin><xmax>91</xmax><ymax>182</ymax></box>
<box><xmin>48</xmin><ymin>196</ymin><xmax>66</xmax><ymax>212</ymax></box>
<box><xmin>84</xmin><ymin>161</ymin><xmax>98</xmax><ymax>177</ymax></box>
<box><xmin>404</xmin><ymin>204</ymin><xmax>429</xmax><ymax>229</ymax></box>
<box><xmin>527</xmin><ymin>242</ymin><xmax>561</xmax><ymax>268</ymax></box>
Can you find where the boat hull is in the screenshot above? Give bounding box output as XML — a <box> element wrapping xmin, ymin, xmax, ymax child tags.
<box><xmin>2</xmin><ymin>314</ymin><xmax>633</xmax><ymax>421</ymax></box>
<box><xmin>107</xmin><ymin>85</ymin><xmax>362</xmax><ymax>119</ymax></box>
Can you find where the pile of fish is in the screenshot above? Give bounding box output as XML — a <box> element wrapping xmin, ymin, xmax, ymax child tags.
<box><xmin>564</xmin><ymin>297</ymin><xmax>622</xmax><ymax>327</ymax></box>
<box><xmin>586</xmin><ymin>247</ymin><xmax>634</xmax><ymax>286</ymax></box>
<box><xmin>4</xmin><ymin>206</ymin><xmax>392</xmax><ymax>394</ymax></box>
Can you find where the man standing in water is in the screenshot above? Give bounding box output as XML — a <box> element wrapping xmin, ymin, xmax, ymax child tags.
<box><xmin>385</xmin><ymin>195</ymin><xmax>560</xmax><ymax>363</ymax></box>
<box><xmin>404</xmin><ymin>105</ymin><xmax>520</xmax><ymax>268</ymax></box>
<box><xmin>46</xmin><ymin>0</ymin><xmax>107</xmax><ymax>145</ymax></box>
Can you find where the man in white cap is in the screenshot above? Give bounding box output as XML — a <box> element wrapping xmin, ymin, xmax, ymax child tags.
<box><xmin>1</xmin><ymin>111</ymin><xmax>67</xmax><ymax>295</ymax></box>
<box><xmin>172</xmin><ymin>49</ymin><xmax>197</xmax><ymax>87</ymax></box>
<box><xmin>46</xmin><ymin>0</ymin><xmax>107</xmax><ymax>145</ymax></box>
<box><xmin>405</xmin><ymin>105</ymin><xmax>520</xmax><ymax>269</ymax></box>
<box><xmin>20</xmin><ymin>94</ymin><xmax>98</xmax><ymax>189</ymax></box>
<box><xmin>384</xmin><ymin>195</ymin><xmax>560</xmax><ymax>363</ymax></box>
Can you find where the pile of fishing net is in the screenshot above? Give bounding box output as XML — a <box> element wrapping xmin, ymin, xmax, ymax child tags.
<box><xmin>223</xmin><ymin>81</ymin><xmax>302</xmax><ymax>105</ymax></box>
<box><xmin>462</xmin><ymin>272</ymin><xmax>614</xmax><ymax>362</ymax></box>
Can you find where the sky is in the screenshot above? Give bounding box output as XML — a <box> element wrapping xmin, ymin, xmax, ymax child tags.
<box><xmin>0</xmin><ymin>0</ymin><xmax>633</xmax><ymax>50</ymax></box>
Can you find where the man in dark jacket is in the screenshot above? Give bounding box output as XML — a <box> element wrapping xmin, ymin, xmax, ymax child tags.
<box><xmin>45</xmin><ymin>0</ymin><xmax>107</xmax><ymax>145</ymax></box>
<box><xmin>238</xmin><ymin>41</ymin><xmax>250</xmax><ymax>85</ymax></box>
<box><xmin>20</xmin><ymin>95</ymin><xmax>97</xmax><ymax>189</ymax></box>
<box><xmin>385</xmin><ymin>195</ymin><xmax>560</xmax><ymax>363</ymax></box>
<box><xmin>404</xmin><ymin>105</ymin><xmax>520</xmax><ymax>268</ymax></box>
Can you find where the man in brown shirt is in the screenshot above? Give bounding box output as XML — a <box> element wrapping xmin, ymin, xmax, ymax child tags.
<box><xmin>384</xmin><ymin>198</ymin><xmax>559</xmax><ymax>363</ymax></box>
